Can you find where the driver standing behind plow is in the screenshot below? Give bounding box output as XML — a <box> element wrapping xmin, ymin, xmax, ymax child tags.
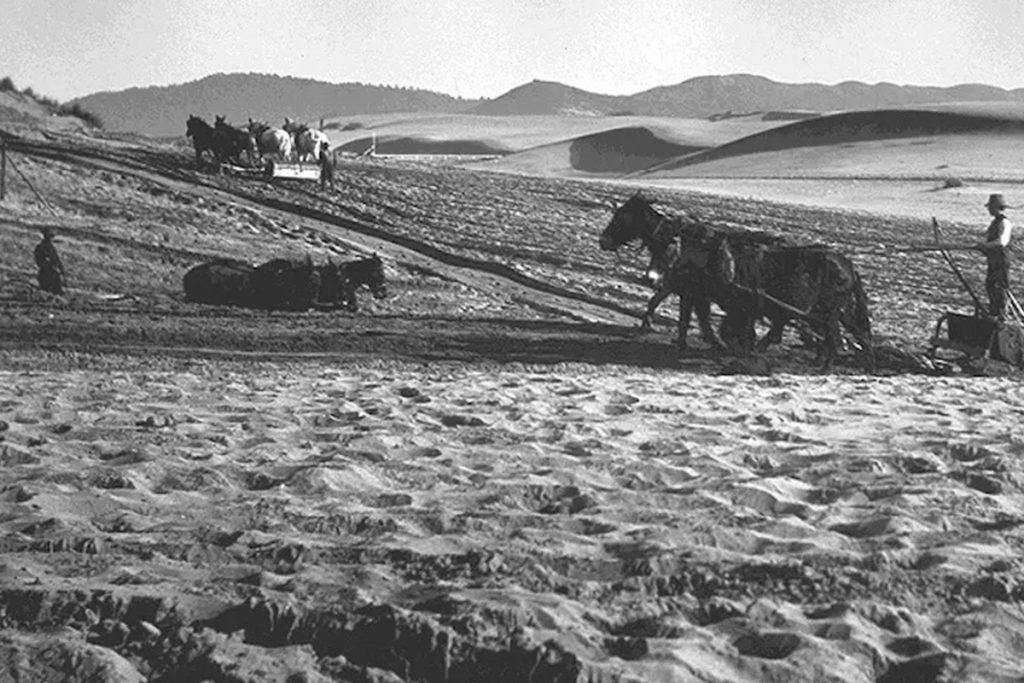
<box><xmin>977</xmin><ymin>193</ymin><xmax>1013</xmax><ymax>320</ymax></box>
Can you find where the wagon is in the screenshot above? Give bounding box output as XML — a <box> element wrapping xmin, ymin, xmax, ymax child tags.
<box><xmin>929</xmin><ymin>312</ymin><xmax>1024</xmax><ymax>367</ymax></box>
<box><xmin>263</xmin><ymin>160</ymin><xmax>321</xmax><ymax>181</ymax></box>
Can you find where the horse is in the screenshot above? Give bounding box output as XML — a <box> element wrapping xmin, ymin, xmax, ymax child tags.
<box><xmin>646</xmin><ymin>230</ymin><xmax>876</xmax><ymax>371</ymax></box>
<box><xmin>313</xmin><ymin>254</ymin><xmax>388</xmax><ymax>311</ymax></box>
<box><xmin>283</xmin><ymin>118</ymin><xmax>330</xmax><ymax>163</ymax></box>
<box><xmin>337</xmin><ymin>254</ymin><xmax>387</xmax><ymax>312</ymax></box>
<box><xmin>246</xmin><ymin>257</ymin><xmax>320</xmax><ymax>311</ymax></box>
<box><xmin>184</xmin><ymin>254</ymin><xmax>386</xmax><ymax>313</ymax></box>
<box><xmin>247</xmin><ymin>119</ymin><xmax>294</xmax><ymax>163</ymax></box>
<box><xmin>185</xmin><ymin>115</ymin><xmax>231</xmax><ymax>167</ymax></box>
<box><xmin>214</xmin><ymin>115</ymin><xmax>259</xmax><ymax>167</ymax></box>
<box><xmin>600</xmin><ymin>191</ymin><xmax>786</xmax><ymax>349</ymax></box>
<box><xmin>183</xmin><ymin>258</ymin><xmax>254</xmax><ymax>305</ymax></box>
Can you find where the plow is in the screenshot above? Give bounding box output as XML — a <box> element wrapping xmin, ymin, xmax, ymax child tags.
<box><xmin>925</xmin><ymin>217</ymin><xmax>1024</xmax><ymax>368</ymax></box>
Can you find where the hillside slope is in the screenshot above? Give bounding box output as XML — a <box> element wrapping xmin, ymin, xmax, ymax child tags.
<box><xmin>72</xmin><ymin>73</ymin><xmax>481</xmax><ymax>137</ymax></box>
<box><xmin>467</xmin><ymin>80</ymin><xmax>628</xmax><ymax>116</ymax></box>
<box><xmin>627</xmin><ymin>74</ymin><xmax>1024</xmax><ymax>117</ymax></box>
<box><xmin>70</xmin><ymin>72</ymin><xmax>1024</xmax><ymax>137</ymax></box>
<box><xmin>470</xmin><ymin>74</ymin><xmax>1024</xmax><ymax>117</ymax></box>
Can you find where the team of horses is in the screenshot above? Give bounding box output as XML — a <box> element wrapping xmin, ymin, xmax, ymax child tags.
<box><xmin>175</xmin><ymin>177</ymin><xmax>869</xmax><ymax>370</ymax></box>
<box><xmin>183</xmin><ymin>254</ymin><xmax>387</xmax><ymax>312</ymax></box>
<box><xmin>601</xmin><ymin>191</ymin><xmax>876</xmax><ymax>371</ymax></box>
<box><xmin>185</xmin><ymin>115</ymin><xmax>331</xmax><ymax>170</ymax></box>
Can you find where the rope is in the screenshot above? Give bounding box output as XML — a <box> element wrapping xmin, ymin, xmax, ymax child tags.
<box><xmin>6</xmin><ymin>151</ymin><xmax>59</xmax><ymax>217</ymax></box>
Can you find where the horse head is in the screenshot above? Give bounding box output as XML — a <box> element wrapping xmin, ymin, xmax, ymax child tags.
<box><xmin>186</xmin><ymin>115</ymin><xmax>206</xmax><ymax>137</ymax></box>
<box><xmin>600</xmin><ymin>191</ymin><xmax>662</xmax><ymax>251</ymax></box>
<box><xmin>283</xmin><ymin>117</ymin><xmax>305</xmax><ymax>135</ymax></box>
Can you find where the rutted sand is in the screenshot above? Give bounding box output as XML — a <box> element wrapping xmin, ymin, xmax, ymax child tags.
<box><xmin>3</xmin><ymin>358</ymin><xmax>1024</xmax><ymax>681</ymax></box>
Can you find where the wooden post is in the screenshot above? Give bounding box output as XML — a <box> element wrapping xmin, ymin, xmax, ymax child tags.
<box><xmin>1</xmin><ymin>138</ymin><xmax>6</xmax><ymax>201</ymax></box>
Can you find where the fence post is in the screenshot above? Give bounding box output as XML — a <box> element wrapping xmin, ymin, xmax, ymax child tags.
<box><xmin>1</xmin><ymin>138</ymin><xmax>6</xmax><ymax>201</ymax></box>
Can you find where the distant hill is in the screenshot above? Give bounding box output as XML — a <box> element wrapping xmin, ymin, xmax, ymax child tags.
<box><xmin>625</xmin><ymin>74</ymin><xmax>1024</xmax><ymax>118</ymax></box>
<box><xmin>472</xmin><ymin>74</ymin><xmax>1024</xmax><ymax>118</ymax></box>
<box><xmin>71</xmin><ymin>73</ymin><xmax>481</xmax><ymax>137</ymax></box>
<box><xmin>70</xmin><ymin>72</ymin><xmax>1024</xmax><ymax>138</ymax></box>
<box><xmin>467</xmin><ymin>80</ymin><xmax>629</xmax><ymax>116</ymax></box>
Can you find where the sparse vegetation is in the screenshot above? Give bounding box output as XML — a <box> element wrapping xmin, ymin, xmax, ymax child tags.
<box><xmin>0</xmin><ymin>75</ymin><xmax>103</xmax><ymax>128</ymax></box>
<box><xmin>57</xmin><ymin>102</ymin><xmax>104</xmax><ymax>128</ymax></box>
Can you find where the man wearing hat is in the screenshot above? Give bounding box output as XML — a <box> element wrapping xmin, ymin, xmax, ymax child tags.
<box><xmin>34</xmin><ymin>226</ymin><xmax>66</xmax><ymax>295</ymax></box>
<box><xmin>976</xmin><ymin>193</ymin><xmax>1013</xmax><ymax>319</ymax></box>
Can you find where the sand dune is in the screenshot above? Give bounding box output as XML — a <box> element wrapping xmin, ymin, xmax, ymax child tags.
<box><xmin>643</xmin><ymin>105</ymin><xmax>1024</xmax><ymax>178</ymax></box>
<box><xmin>486</xmin><ymin>126</ymin><xmax>706</xmax><ymax>175</ymax></box>
<box><xmin>323</xmin><ymin>113</ymin><xmax>783</xmax><ymax>176</ymax></box>
<box><xmin>475</xmin><ymin>119</ymin><xmax>782</xmax><ymax>177</ymax></box>
<box><xmin>337</xmin><ymin>134</ymin><xmax>510</xmax><ymax>156</ymax></box>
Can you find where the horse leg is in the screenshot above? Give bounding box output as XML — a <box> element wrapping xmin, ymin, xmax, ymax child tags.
<box><xmin>757</xmin><ymin>316</ymin><xmax>788</xmax><ymax>351</ymax></box>
<box><xmin>695</xmin><ymin>297</ymin><xmax>724</xmax><ymax>350</ymax></box>
<box><xmin>676</xmin><ymin>293</ymin><xmax>694</xmax><ymax>352</ymax></box>
<box><xmin>640</xmin><ymin>288</ymin><xmax>670</xmax><ymax>331</ymax></box>
<box><xmin>819</xmin><ymin>311</ymin><xmax>842</xmax><ymax>372</ymax></box>
<box><xmin>345</xmin><ymin>283</ymin><xmax>358</xmax><ymax>312</ymax></box>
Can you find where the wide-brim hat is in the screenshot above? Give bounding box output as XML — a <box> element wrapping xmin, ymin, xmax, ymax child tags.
<box><xmin>986</xmin><ymin>193</ymin><xmax>1011</xmax><ymax>209</ymax></box>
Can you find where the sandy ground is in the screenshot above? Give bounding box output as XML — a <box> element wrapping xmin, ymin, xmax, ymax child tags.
<box><xmin>2</xmin><ymin>110</ymin><xmax>1024</xmax><ymax>681</ymax></box>
<box><xmin>636</xmin><ymin>178</ymin><xmax>1006</xmax><ymax>227</ymax></box>
<box><xmin>3</xmin><ymin>355</ymin><xmax>1024</xmax><ymax>682</ymax></box>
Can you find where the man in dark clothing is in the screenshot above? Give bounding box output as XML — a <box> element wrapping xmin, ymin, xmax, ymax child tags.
<box><xmin>34</xmin><ymin>227</ymin><xmax>66</xmax><ymax>295</ymax></box>
<box><xmin>319</xmin><ymin>143</ymin><xmax>335</xmax><ymax>191</ymax></box>
<box><xmin>977</xmin><ymin>193</ymin><xmax>1013</xmax><ymax>320</ymax></box>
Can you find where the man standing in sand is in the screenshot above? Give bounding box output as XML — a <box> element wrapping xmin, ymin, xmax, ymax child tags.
<box><xmin>977</xmin><ymin>194</ymin><xmax>1013</xmax><ymax>319</ymax></box>
<box><xmin>319</xmin><ymin>142</ymin><xmax>335</xmax><ymax>192</ymax></box>
<box><xmin>34</xmin><ymin>226</ymin><xmax>66</xmax><ymax>295</ymax></box>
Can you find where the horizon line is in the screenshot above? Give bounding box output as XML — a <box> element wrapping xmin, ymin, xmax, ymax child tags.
<box><xmin>68</xmin><ymin>71</ymin><xmax>1024</xmax><ymax>103</ymax></box>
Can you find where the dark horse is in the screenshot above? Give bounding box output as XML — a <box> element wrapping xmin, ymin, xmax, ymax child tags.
<box><xmin>646</xmin><ymin>229</ymin><xmax>876</xmax><ymax>371</ymax></box>
<box><xmin>214</xmin><ymin>115</ymin><xmax>259</xmax><ymax>167</ymax></box>
<box><xmin>247</xmin><ymin>257</ymin><xmax>322</xmax><ymax>311</ymax></box>
<box><xmin>185</xmin><ymin>115</ymin><xmax>250</xmax><ymax>169</ymax></box>
<box><xmin>599</xmin><ymin>191</ymin><xmax>786</xmax><ymax>349</ymax></box>
<box><xmin>183</xmin><ymin>258</ymin><xmax>254</xmax><ymax>305</ymax></box>
<box><xmin>183</xmin><ymin>254</ymin><xmax>387</xmax><ymax>312</ymax></box>
<box><xmin>321</xmin><ymin>254</ymin><xmax>388</xmax><ymax>312</ymax></box>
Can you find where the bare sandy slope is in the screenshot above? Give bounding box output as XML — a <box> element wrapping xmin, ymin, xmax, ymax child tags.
<box><xmin>325</xmin><ymin>113</ymin><xmax>782</xmax><ymax>153</ymax></box>
<box><xmin>335</xmin><ymin>106</ymin><xmax>1024</xmax><ymax>225</ymax></box>
<box><xmin>457</xmin><ymin>104</ymin><xmax>1024</xmax><ymax>225</ymax></box>
<box><xmin>327</xmin><ymin>113</ymin><xmax>784</xmax><ymax>176</ymax></box>
<box><xmin>3</xmin><ymin>112</ymin><xmax>1024</xmax><ymax>681</ymax></box>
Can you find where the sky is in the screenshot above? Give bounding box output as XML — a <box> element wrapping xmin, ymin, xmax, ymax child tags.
<box><xmin>4</xmin><ymin>0</ymin><xmax>1024</xmax><ymax>102</ymax></box>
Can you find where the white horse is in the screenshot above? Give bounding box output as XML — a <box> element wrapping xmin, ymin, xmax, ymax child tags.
<box><xmin>296</xmin><ymin>128</ymin><xmax>330</xmax><ymax>163</ymax></box>
<box><xmin>248</xmin><ymin>119</ymin><xmax>293</xmax><ymax>162</ymax></box>
<box><xmin>283</xmin><ymin>117</ymin><xmax>330</xmax><ymax>163</ymax></box>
